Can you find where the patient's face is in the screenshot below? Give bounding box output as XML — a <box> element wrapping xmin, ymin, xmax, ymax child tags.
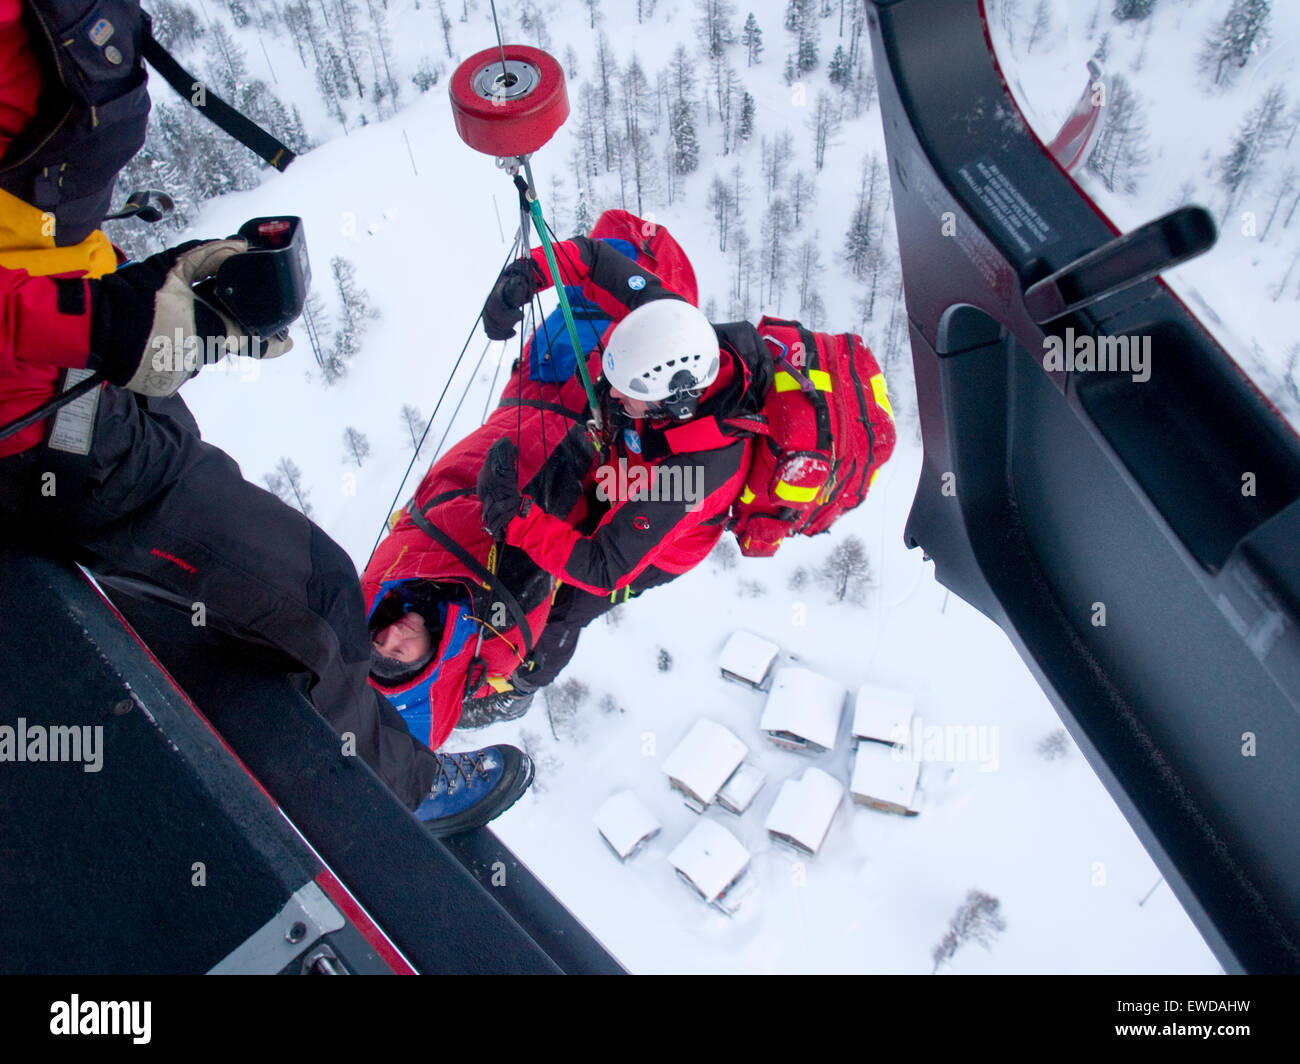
<box><xmin>372</xmin><ymin>610</ymin><xmax>434</xmax><ymax>663</ymax></box>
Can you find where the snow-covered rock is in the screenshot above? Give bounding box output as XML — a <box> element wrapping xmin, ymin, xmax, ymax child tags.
<box><xmin>718</xmin><ymin>630</ymin><xmax>780</xmax><ymax>689</ymax></box>
<box><xmin>716</xmin><ymin>763</ymin><xmax>766</xmax><ymax>816</ymax></box>
<box><xmin>759</xmin><ymin>667</ymin><xmax>846</xmax><ymax>754</ymax></box>
<box><xmin>668</xmin><ymin>819</ymin><xmax>752</xmax><ymax>911</ymax></box>
<box><xmin>593</xmin><ymin>791</ymin><xmax>661</xmax><ymax>860</ymax></box>
<box><xmin>850</xmin><ymin>742</ymin><xmax>922</xmax><ymax>817</ymax></box>
<box><xmin>661</xmin><ymin>719</ymin><xmax>749</xmax><ymax>813</ymax></box>
<box><xmin>851</xmin><ymin>683</ymin><xmax>916</xmax><ymax>747</ymax></box>
<box><xmin>764</xmin><ymin>767</ymin><xmax>844</xmax><ymax>856</ymax></box>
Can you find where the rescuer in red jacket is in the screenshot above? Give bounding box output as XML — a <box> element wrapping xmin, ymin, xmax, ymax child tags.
<box><xmin>0</xmin><ymin>0</ymin><xmax>531</xmax><ymax>832</ymax></box>
<box><xmin>473</xmin><ymin>236</ymin><xmax>774</xmax><ymax>711</ymax></box>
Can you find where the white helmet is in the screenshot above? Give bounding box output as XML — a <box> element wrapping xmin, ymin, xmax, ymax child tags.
<box><xmin>602</xmin><ymin>300</ymin><xmax>720</xmax><ymax>416</ymax></box>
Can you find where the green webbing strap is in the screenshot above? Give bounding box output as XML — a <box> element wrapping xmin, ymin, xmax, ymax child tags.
<box><xmin>513</xmin><ymin>173</ymin><xmax>602</xmax><ymax>436</ymax></box>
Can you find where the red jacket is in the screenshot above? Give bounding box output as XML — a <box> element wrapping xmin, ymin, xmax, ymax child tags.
<box><xmin>361</xmin><ymin>358</ymin><xmax>580</xmax><ymax>748</ymax></box>
<box><xmin>499</xmin><ymin>236</ymin><xmax>772</xmax><ymax>594</ymax></box>
<box><xmin>0</xmin><ymin>0</ymin><xmax>112</xmax><ymax>457</ymax></box>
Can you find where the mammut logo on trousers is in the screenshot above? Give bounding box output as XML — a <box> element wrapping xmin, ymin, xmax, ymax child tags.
<box><xmin>150</xmin><ymin>547</ymin><xmax>197</xmax><ymax>573</ymax></box>
<box><xmin>50</xmin><ymin>996</ymin><xmax>151</xmax><ymax>1043</ymax></box>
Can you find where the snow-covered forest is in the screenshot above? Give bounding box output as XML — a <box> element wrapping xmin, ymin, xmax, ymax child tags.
<box><xmin>100</xmin><ymin>0</ymin><xmax>1300</xmax><ymax>973</ymax></box>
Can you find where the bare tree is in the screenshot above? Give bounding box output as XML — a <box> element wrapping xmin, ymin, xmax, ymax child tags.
<box><xmin>264</xmin><ymin>458</ymin><xmax>314</xmax><ymax>517</ymax></box>
<box><xmin>796</xmin><ymin>236</ymin><xmax>823</xmax><ymax>316</ymax></box>
<box><xmin>761</xmin><ymin>130</ymin><xmax>795</xmax><ymax>200</ymax></box>
<box><xmin>342</xmin><ymin>426</ymin><xmax>371</xmax><ymax>466</ymax></box>
<box><xmin>761</xmin><ymin>197</ymin><xmax>793</xmax><ymax>307</ymax></box>
<box><xmin>819</xmin><ymin>535</ymin><xmax>871</xmax><ymax>603</ymax></box>
<box><xmin>807</xmin><ymin>91</ymin><xmax>843</xmax><ymax>170</ymax></box>
<box><xmin>708</xmin><ymin>173</ymin><xmax>737</xmax><ymax>251</ymax></box>
<box><xmin>1086</xmin><ymin>73</ymin><xmax>1149</xmax><ymax>194</ymax></box>
<box><xmin>789</xmin><ymin>169</ymin><xmax>816</xmax><ymax>227</ymax></box>
<box><xmin>1025</xmin><ymin>0</ymin><xmax>1050</xmax><ymax>54</ymax></box>
<box><xmin>400</xmin><ymin>404</ymin><xmax>425</xmax><ymax>449</ymax></box>
<box><xmin>932</xmin><ymin>890</ymin><xmax>1007</xmax><ymax>974</ymax></box>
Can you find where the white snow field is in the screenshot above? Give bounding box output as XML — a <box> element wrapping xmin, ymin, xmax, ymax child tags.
<box><xmin>155</xmin><ymin>0</ymin><xmax>1299</xmax><ymax>972</ymax></box>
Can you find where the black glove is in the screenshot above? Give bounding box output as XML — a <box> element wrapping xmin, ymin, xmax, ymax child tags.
<box><xmin>90</xmin><ymin>239</ymin><xmax>292</xmax><ymax>397</ymax></box>
<box><xmin>481</xmin><ymin>258</ymin><xmax>544</xmax><ymax>341</ymax></box>
<box><xmin>477</xmin><ymin>437</ymin><xmax>525</xmax><ymax>537</ymax></box>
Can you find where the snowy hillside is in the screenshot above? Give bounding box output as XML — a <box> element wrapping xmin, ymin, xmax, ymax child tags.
<box><xmin>111</xmin><ymin>0</ymin><xmax>1281</xmax><ymax>972</ymax></box>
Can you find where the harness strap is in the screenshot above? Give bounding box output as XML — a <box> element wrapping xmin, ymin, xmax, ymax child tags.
<box><xmin>498</xmin><ymin>397</ymin><xmax>587</xmax><ymax>422</ymax></box>
<box><xmin>141</xmin><ymin>23</ymin><xmax>296</xmax><ymax>172</ymax></box>
<box><xmin>405</xmin><ymin>489</ymin><xmax>535</xmax><ymax>656</ymax></box>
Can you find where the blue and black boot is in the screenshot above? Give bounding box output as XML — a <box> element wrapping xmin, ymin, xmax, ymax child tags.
<box><xmin>415</xmin><ymin>745</ymin><xmax>534</xmax><ymax>837</ymax></box>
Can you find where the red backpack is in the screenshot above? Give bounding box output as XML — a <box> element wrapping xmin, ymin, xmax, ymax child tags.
<box><xmin>728</xmin><ymin>317</ymin><xmax>897</xmax><ymax>557</ymax></box>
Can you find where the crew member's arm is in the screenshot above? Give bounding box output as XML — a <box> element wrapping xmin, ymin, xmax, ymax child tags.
<box><xmin>525</xmin><ymin>236</ymin><xmax>684</xmax><ymax>326</ymax></box>
<box><xmin>503</xmin><ymin>442</ymin><xmax>747</xmax><ymax>594</ymax></box>
<box><xmin>0</xmin><ymin>268</ymin><xmax>94</xmax><ymax>375</ymax></box>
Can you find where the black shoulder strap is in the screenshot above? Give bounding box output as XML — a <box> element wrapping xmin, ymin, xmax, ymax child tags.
<box><xmin>498</xmin><ymin>397</ymin><xmax>587</xmax><ymax>422</ymax></box>
<box><xmin>141</xmin><ymin>20</ymin><xmax>296</xmax><ymax>172</ymax></box>
<box><xmin>404</xmin><ymin>491</ymin><xmax>535</xmax><ymax>656</ymax></box>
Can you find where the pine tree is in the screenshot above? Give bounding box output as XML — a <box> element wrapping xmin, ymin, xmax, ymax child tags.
<box><xmin>696</xmin><ymin>0</ymin><xmax>737</xmax><ymax>59</ymax></box>
<box><xmin>342</xmin><ymin>427</ymin><xmax>372</xmax><ymax>466</ymax></box>
<box><xmin>828</xmin><ymin>44</ymin><xmax>851</xmax><ymax>89</ymax></box>
<box><xmin>411</xmin><ymin>56</ymin><xmax>439</xmax><ymax>93</ymax></box>
<box><xmin>149</xmin><ymin>0</ymin><xmax>206</xmax><ymax>50</ymax></box>
<box><xmin>330</xmin><ymin>256</ymin><xmax>378</xmax><ymax>366</ymax></box>
<box><xmin>1220</xmin><ymin>84</ymin><xmax>1288</xmax><ymax>218</ymax></box>
<box><xmin>742</xmin><ymin>12</ymin><xmax>764</xmax><ymax>66</ymax></box>
<box><xmin>1112</xmin><ymin>0</ymin><xmax>1156</xmax><ymax>20</ymax></box>
<box><xmin>670</xmin><ymin>98</ymin><xmax>700</xmax><ymax>174</ymax></box>
<box><xmin>842</xmin><ymin>153</ymin><xmax>882</xmax><ymax>281</ymax></box>
<box><xmin>737</xmin><ymin>91</ymin><xmax>756</xmax><ymax>143</ymax></box>
<box><xmin>1199</xmin><ymin>0</ymin><xmax>1271</xmax><ymax>89</ymax></box>
<box><xmin>786</xmin><ymin>0</ymin><xmax>818</xmax><ymax>73</ymax></box>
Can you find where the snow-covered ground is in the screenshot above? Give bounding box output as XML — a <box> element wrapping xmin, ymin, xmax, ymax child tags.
<box><xmin>149</xmin><ymin>0</ymin><xmax>1292</xmax><ymax>972</ymax></box>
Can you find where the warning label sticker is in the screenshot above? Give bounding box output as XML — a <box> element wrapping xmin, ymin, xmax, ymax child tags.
<box><xmin>48</xmin><ymin>368</ymin><xmax>100</xmax><ymax>456</ymax></box>
<box><xmin>957</xmin><ymin>156</ymin><xmax>1057</xmax><ymax>255</ymax></box>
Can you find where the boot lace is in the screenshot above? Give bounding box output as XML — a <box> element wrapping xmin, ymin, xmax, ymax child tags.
<box><xmin>435</xmin><ymin>750</ymin><xmax>491</xmax><ymax>794</ymax></box>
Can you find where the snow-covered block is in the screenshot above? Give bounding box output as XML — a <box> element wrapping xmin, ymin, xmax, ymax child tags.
<box><xmin>593</xmin><ymin>791</ymin><xmax>661</xmax><ymax>861</ymax></box>
<box><xmin>851</xmin><ymin>683</ymin><xmax>916</xmax><ymax>748</ymax></box>
<box><xmin>764</xmin><ymin>767</ymin><xmax>843</xmax><ymax>856</ymax></box>
<box><xmin>668</xmin><ymin>819</ymin><xmax>752</xmax><ymax>911</ymax></box>
<box><xmin>759</xmin><ymin>667</ymin><xmax>846</xmax><ymax>754</ymax></box>
<box><xmin>661</xmin><ymin>719</ymin><xmax>748</xmax><ymax>813</ymax></box>
<box><xmin>718</xmin><ymin>630</ymin><xmax>780</xmax><ymax>690</ymax></box>
<box><xmin>716</xmin><ymin>763</ymin><xmax>766</xmax><ymax>816</ymax></box>
<box><xmin>850</xmin><ymin>742</ymin><xmax>921</xmax><ymax>817</ymax></box>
